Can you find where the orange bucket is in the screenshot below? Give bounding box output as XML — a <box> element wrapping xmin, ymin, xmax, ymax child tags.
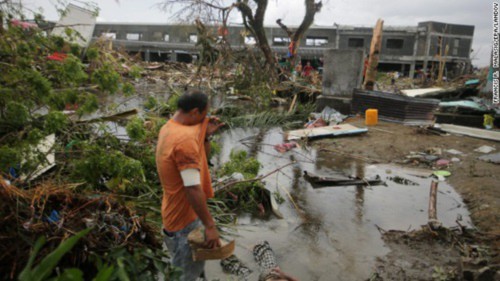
<box><xmin>365</xmin><ymin>109</ymin><xmax>378</xmax><ymax>126</ymax></box>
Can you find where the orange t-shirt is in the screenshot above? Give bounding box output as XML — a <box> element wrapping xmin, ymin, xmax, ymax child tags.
<box><xmin>156</xmin><ymin>118</ymin><xmax>214</xmax><ymax>232</ymax></box>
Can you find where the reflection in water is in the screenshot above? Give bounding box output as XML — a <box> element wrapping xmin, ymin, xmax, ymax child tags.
<box><xmin>247</xmin><ymin>128</ymin><xmax>267</xmax><ymax>158</ymax></box>
<box><xmin>355</xmin><ymin>160</ymin><xmax>366</xmax><ymax>225</ymax></box>
<box><xmin>355</xmin><ymin>186</ymin><xmax>365</xmax><ymax>225</ymax></box>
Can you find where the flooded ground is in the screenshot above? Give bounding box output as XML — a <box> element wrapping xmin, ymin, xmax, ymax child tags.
<box><xmin>83</xmin><ymin>85</ymin><xmax>494</xmax><ymax>279</ymax></box>
<box><xmin>205</xmin><ymin>127</ymin><xmax>472</xmax><ymax>281</ymax></box>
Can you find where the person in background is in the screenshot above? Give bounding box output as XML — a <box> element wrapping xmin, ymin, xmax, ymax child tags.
<box><xmin>302</xmin><ymin>61</ymin><xmax>314</xmax><ymax>77</ymax></box>
<box><xmin>362</xmin><ymin>55</ymin><xmax>369</xmax><ymax>83</ymax></box>
<box><xmin>156</xmin><ymin>90</ymin><xmax>224</xmax><ymax>281</ymax></box>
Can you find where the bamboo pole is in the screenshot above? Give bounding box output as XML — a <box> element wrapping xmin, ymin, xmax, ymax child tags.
<box><xmin>363</xmin><ymin>19</ymin><xmax>384</xmax><ymax>91</ymax></box>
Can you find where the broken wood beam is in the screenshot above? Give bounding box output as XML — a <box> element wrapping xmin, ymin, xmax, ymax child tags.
<box><xmin>428</xmin><ymin>180</ymin><xmax>442</xmax><ymax>229</ymax></box>
<box><xmin>75</xmin><ymin>109</ymin><xmax>139</xmax><ymax>124</ymax></box>
<box><xmin>363</xmin><ymin>19</ymin><xmax>384</xmax><ymax>91</ymax></box>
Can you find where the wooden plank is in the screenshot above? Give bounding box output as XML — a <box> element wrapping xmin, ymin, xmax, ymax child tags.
<box><xmin>363</xmin><ymin>19</ymin><xmax>384</xmax><ymax>91</ymax></box>
<box><xmin>437</xmin><ymin>123</ymin><xmax>500</xmax><ymax>142</ymax></box>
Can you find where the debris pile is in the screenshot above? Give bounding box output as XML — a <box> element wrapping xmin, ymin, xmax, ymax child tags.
<box><xmin>374</xmin><ymin>225</ymin><xmax>497</xmax><ymax>281</ymax></box>
<box><xmin>0</xmin><ymin>179</ymin><xmax>163</xmax><ymax>280</ymax></box>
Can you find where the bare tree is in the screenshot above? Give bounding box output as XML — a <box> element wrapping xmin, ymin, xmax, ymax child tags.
<box><xmin>276</xmin><ymin>0</ymin><xmax>322</xmax><ymax>64</ymax></box>
<box><xmin>157</xmin><ymin>0</ymin><xmax>322</xmax><ymax>70</ymax></box>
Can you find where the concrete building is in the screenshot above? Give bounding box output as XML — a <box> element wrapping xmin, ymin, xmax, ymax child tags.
<box><xmin>91</xmin><ymin>20</ymin><xmax>474</xmax><ymax>78</ymax></box>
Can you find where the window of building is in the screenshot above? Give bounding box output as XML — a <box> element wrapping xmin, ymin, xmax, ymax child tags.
<box><xmin>452</xmin><ymin>38</ymin><xmax>460</xmax><ymax>56</ymax></box>
<box><xmin>152</xmin><ymin>31</ymin><xmax>162</xmax><ymax>41</ymax></box>
<box><xmin>101</xmin><ymin>32</ymin><xmax>116</xmax><ymax>39</ymax></box>
<box><xmin>245</xmin><ymin>36</ymin><xmax>256</xmax><ymax>45</ymax></box>
<box><xmin>189</xmin><ymin>34</ymin><xmax>198</xmax><ymax>43</ymax></box>
<box><xmin>348</xmin><ymin>38</ymin><xmax>364</xmax><ymax>48</ymax></box>
<box><xmin>273</xmin><ymin>36</ymin><xmax>290</xmax><ymax>46</ymax></box>
<box><xmin>306</xmin><ymin>37</ymin><xmax>329</xmax><ymax>46</ymax></box>
<box><xmin>164</xmin><ymin>34</ymin><xmax>170</xmax><ymax>42</ymax></box>
<box><xmin>126</xmin><ymin>33</ymin><xmax>141</xmax><ymax>40</ymax></box>
<box><xmin>386</xmin><ymin>39</ymin><xmax>404</xmax><ymax>49</ymax></box>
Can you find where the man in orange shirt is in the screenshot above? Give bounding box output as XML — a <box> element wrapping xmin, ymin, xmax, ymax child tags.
<box><xmin>156</xmin><ymin>90</ymin><xmax>224</xmax><ymax>281</ymax></box>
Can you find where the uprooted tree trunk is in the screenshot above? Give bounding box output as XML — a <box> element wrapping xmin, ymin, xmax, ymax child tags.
<box><xmin>276</xmin><ymin>0</ymin><xmax>322</xmax><ymax>66</ymax></box>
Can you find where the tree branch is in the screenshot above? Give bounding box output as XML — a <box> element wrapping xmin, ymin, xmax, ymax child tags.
<box><xmin>292</xmin><ymin>0</ymin><xmax>322</xmax><ymax>42</ymax></box>
<box><xmin>276</xmin><ymin>19</ymin><xmax>292</xmax><ymax>38</ymax></box>
<box><xmin>214</xmin><ymin>162</ymin><xmax>295</xmax><ymax>193</ymax></box>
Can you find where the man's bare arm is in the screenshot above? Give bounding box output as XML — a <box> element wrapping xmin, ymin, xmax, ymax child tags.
<box><xmin>185</xmin><ymin>184</ymin><xmax>221</xmax><ymax>248</ymax></box>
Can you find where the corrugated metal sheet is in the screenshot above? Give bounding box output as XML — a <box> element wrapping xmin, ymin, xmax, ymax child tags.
<box><xmin>352</xmin><ymin>89</ymin><xmax>440</xmax><ymax>125</ymax></box>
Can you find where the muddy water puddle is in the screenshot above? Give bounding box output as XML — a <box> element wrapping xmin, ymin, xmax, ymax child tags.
<box><xmin>206</xmin><ymin>127</ymin><xmax>472</xmax><ymax>281</ymax></box>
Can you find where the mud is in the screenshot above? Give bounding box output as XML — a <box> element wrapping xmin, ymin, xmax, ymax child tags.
<box><xmin>314</xmin><ymin>118</ymin><xmax>499</xmax><ymax>280</ymax></box>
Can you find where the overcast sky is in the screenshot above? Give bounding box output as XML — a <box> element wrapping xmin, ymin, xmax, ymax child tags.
<box><xmin>23</xmin><ymin>0</ymin><xmax>495</xmax><ymax>67</ymax></box>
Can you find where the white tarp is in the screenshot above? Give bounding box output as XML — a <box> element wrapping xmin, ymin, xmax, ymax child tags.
<box><xmin>51</xmin><ymin>4</ymin><xmax>97</xmax><ymax>47</ymax></box>
<box><xmin>20</xmin><ymin>134</ymin><xmax>56</xmax><ymax>181</ymax></box>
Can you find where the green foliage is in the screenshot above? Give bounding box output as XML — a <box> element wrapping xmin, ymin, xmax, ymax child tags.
<box><xmin>56</xmin><ymin>55</ymin><xmax>88</xmax><ymax>85</ymax></box>
<box><xmin>144</xmin><ymin>96</ymin><xmax>170</xmax><ymax>115</ymax></box>
<box><xmin>44</xmin><ymin>111</ymin><xmax>69</xmax><ymax>134</ymax></box>
<box><xmin>209</xmin><ymin>140</ymin><xmax>221</xmax><ymax>159</ymax></box>
<box><xmin>126</xmin><ymin>117</ymin><xmax>146</xmax><ymax>142</ymax></box>
<box><xmin>91</xmin><ymin>63</ymin><xmax>120</xmax><ymax>94</ymax></box>
<box><xmin>129</xmin><ymin>66</ymin><xmax>142</xmax><ymax>79</ymax></box>
<box><xmin>215</xmin><ymin>150</ymin><xmax>271</xmax><ymax>216</ymax></box>
<box><xmin>3</xmin><ymin>101</ymin><xmax>30</xmax><ymax>129</ymax></box>
<box><xmin>217</xmin><ymin>150</ymin><xmax>260</xmax><ymax>179</ymax></box>
<box><xmin>273</xmin><ymin>191</ymin><xmax>285</xmax><ymax>204</ymax></box>
<box><xmin>86</xmin><ymin>47</ymin><xmax>99</xmax><ymax>60</ymax></box>
<box><xmin>26</xmin><ymin>128</ymin><xmax>44</xmax><ymax>144</ymax></box>
<box><xmin>432</xmin><ymin>266</ymin><xmax>457</xmax><ymax>281</ymax></box>
<box><xmin>72</xmin><ymin>142</ymin><xmax>146</xmax><ymax>192</ymax></box>
<box><xmin>121</xmin><ymin>82</ymin><xmax>135</xmax><ymax>97</ymax></box>
<box><xmin>69</xmin><ymin>44</ymin><xmax>81</xmax><ymax>56</ymax></box>
<box><xmin>167</xmin><ymin>94</ymin><xmax>179</xmax><ymax>112</ymax></box>
<box><xmin>18</xmin><ymin>229</ymin><xmax>168</xmax><ymax>281</ymax></box>
<box><xmin>0</xmin><ymin>145</ymin><xmax>21</xmax><ymax>172</ymax></box>
<box><xmin>0</xmin><ymin>7</ymin><xmax>170</xmax><ymax>281</ymax></box>
<box><xmin>77</xmin><ymin>93</ymin><xmax>99</xmax><ymax>115</ymax></box>
<box><xmin>95</xmin><ymin>247</ymin><xmax>169</xmax><ymax>281</ymax></box>
<box><xmin>18</xmin><ymin>228</ymin><xmax>91</xmax><ymax>281</ymax></box>
<box><xmin>0</xmin><ymin>10</ymin><xmax>133</xmax><ymax>179</ymax></box>
<box><xmin>222</xmin><ymin>102</ymin><xmax>314</xmax><ymax>129</ymax></box>
<box><xmin>25</xmin><ymin>70</ymin><xmax>53</xmax><ymax>99</ymax></box>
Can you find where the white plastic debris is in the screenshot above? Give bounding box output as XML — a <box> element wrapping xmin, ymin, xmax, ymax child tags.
<box><xmin>474</xmin><ymin>145</ymin><xmax>496</xmax><ymax>154</ymax></box>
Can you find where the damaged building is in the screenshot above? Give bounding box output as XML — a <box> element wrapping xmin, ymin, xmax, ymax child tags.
<box><xmin>91</xmin><ymin>21</ymin><xmax>474</xmax><ymax>79</ymax></box>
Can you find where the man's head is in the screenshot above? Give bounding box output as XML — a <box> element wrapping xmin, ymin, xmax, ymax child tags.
<box><xmin>176</xmin><ymin>90</ymin><xmax>209</xmax><ymax>125</ymax></box>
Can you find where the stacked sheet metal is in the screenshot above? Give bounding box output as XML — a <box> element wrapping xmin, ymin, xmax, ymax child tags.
<box><xmin>352</xmin><ymin>89</ymin><xmax>440</xmax><ymax>125</ymax></box>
